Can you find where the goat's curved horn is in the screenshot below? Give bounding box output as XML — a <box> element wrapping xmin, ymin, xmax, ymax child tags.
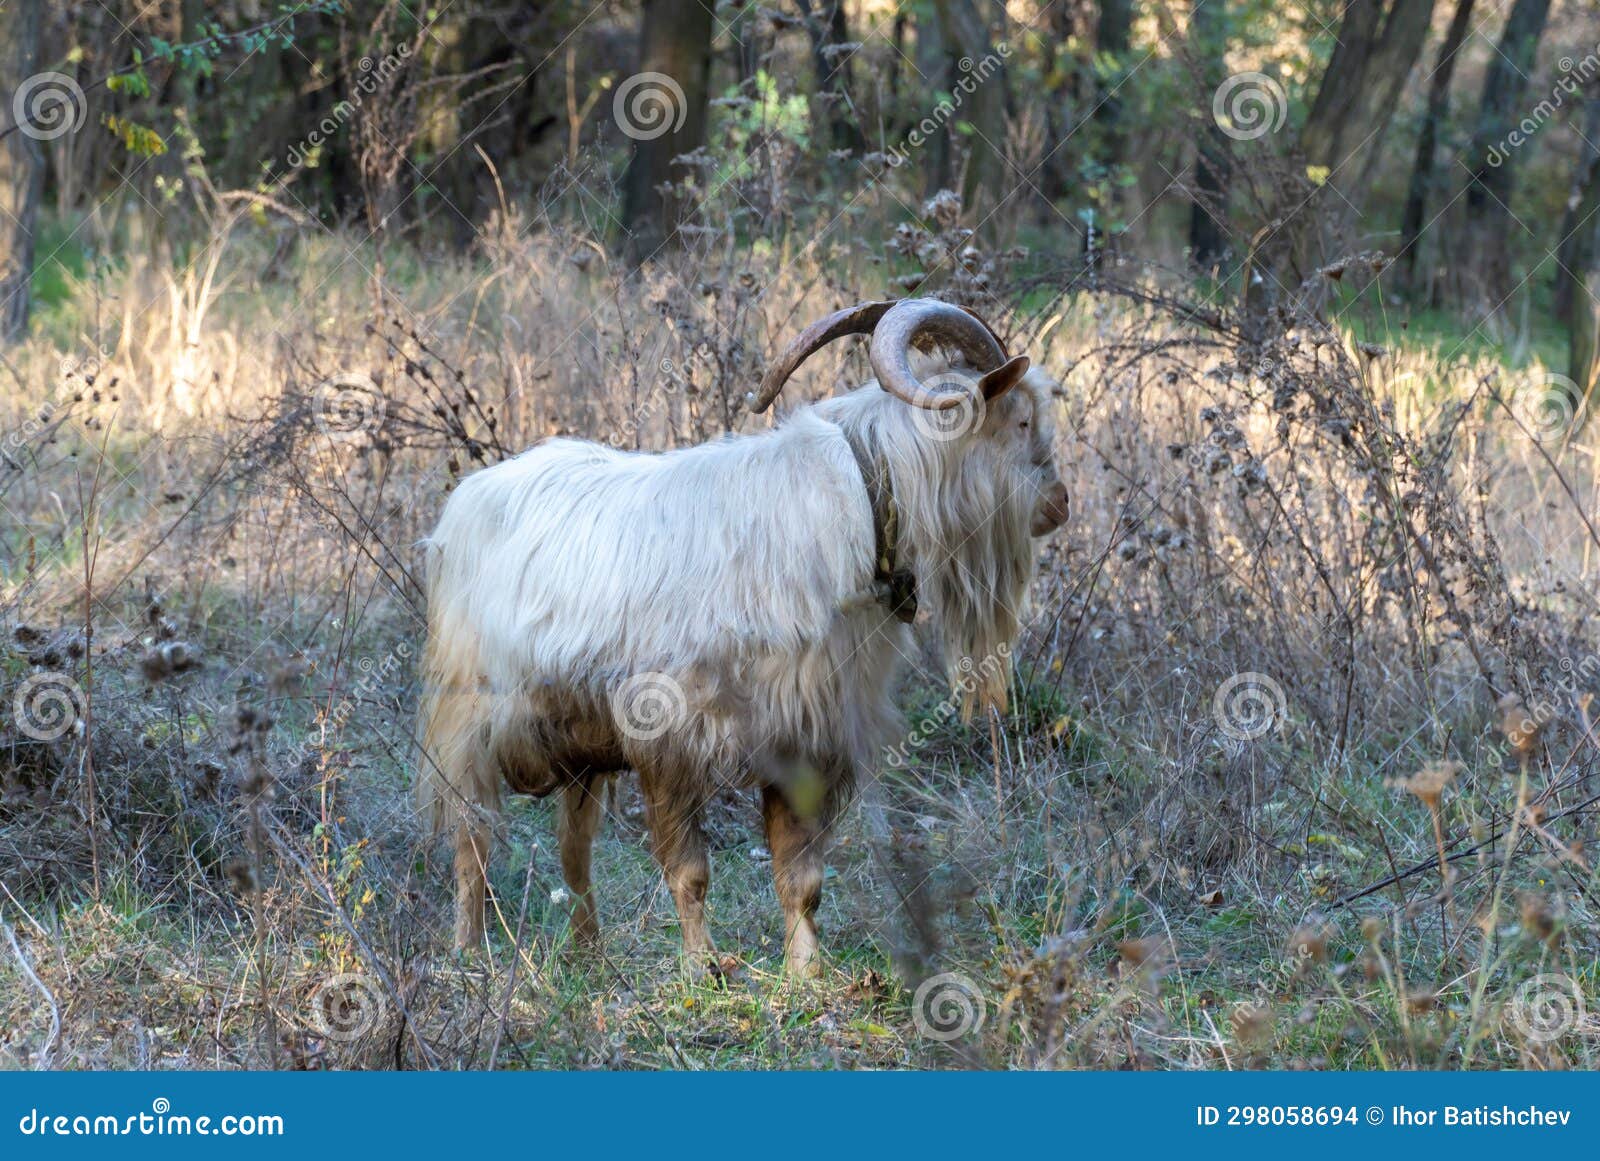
<box><xmin>747</xmin><ymin>300</ymin><xmax>897</xmax><ymax>413</ymax></box>
<box><xmin>960</xmin><ymin>304</ymin><xmax>1009</xmax><ymax>350</ymax></box>
<box><xmin>869</xmin><ymin>299</ymin><xmax>1009</xmax><ymax>410</ymax></box>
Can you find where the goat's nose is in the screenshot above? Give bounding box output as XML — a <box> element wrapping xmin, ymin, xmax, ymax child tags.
<box><xmin>1031</xmin><ymin>482</ymin><xmax>1069</xmax><ymax>536</ymax></box>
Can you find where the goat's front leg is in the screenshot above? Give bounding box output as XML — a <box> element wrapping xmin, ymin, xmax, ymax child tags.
<box><xmin>761</xmin><ymin>783</ymin><xmax>827</xmax><ymax>978</ymax></box>
<box><xmin>640</xmin><ymin>769</ymin><xmax>715</xmax><ymax>971</ymax></box>
<box><xmin>453</xmin><ymin>815</ymin><xmax>490</xmax><ymax>950</ymax></box>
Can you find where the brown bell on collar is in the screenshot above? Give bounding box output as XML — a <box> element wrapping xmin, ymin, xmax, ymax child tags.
<box><xmin>881</xmin><ymin>567</ymin><xmax>918</xmax><ymax>624</ymax></box>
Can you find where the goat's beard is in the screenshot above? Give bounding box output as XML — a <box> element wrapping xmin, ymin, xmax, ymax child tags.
<box><xmin>855</xmin><ymin>399</ymin><xmax>1040</xmax><ymax>721</ymax></box>
<box><xmin>916</xmin><ymin>473</ymin><xmax>1036</xmax><ymax>721</ymax></box>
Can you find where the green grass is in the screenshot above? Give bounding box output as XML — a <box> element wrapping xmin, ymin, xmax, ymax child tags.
<box><xmin>28</xmin><ymin>217</ymin><xmax>94</xmax><ymax>314</ymax></box>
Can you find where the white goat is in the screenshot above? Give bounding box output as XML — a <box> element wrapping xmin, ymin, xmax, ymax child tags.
<box><xmin>416</xmin><ymin>298</ymin><xmax>1068</xmax><ymax>975</ymax></box>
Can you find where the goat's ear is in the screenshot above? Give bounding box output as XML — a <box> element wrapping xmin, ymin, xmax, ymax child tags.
<box><xmin>979</xmin><ymin>354</ymin><xmax>1030</xmax><ymax>401</ymax></box>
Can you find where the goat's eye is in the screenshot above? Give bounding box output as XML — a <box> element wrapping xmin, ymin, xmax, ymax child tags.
<box><xmin>1019</xmin><ymin>421</ymin><xmax>1030</xmax><ymax>430</ymax></box>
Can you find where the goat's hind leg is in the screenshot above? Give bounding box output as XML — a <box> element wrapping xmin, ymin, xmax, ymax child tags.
<box><xmin>640</xmin><ymin>767</ymin><xmax>715</xmax><ymax>972</ymax></box>
<box><xmin>761</xmin><ymin>784</ymin><xmax>827</xmax><ymax>978</ymax></box>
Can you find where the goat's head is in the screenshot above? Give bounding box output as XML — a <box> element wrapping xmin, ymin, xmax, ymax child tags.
<box><xmin>752</xmin><ymin>298</ymin><xmax>1068</xmax><ymax>712</ymax></box>
<box><xmin>750</xmin><ymin>297</ymin><xmax>1068</xmax><ymax>540</ymax></box>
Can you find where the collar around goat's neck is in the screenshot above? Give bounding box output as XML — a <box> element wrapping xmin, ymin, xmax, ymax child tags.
<box><xmin>842</xmin><ymin>430</ymin><xmax>918</xmax><ymax>624</ymax></box>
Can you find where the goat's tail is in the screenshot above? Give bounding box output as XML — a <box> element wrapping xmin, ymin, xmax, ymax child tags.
<box><xmin>416</xmin><ymin>522</ymin><xmax>523</xmax><ymax>947</ymax></box>
<box><xmin>414</xmin><ymin>627</ymin><xmax>500</xmax><ymax>837</ymax></box>
<box><xmin>414</xmin><ymin>532</ymin><xmax>502</xmax><ymax>841</ymax></box>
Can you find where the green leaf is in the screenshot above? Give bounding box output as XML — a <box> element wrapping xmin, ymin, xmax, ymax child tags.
<box><xmin>106</xmin><ymin>68</ymin><xmax>151</xmax><ymax>98</ymax></box>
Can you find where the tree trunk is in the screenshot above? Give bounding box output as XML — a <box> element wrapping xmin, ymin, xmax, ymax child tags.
<box><xmin>1556</xmin><ymin>90</ymin><xmax>1600</xmax><ymax>324</ymax></box>
<box><xmin>620</xmin><ymin>0</ymin><xmax>716</xmax><ymax>258</ymax></box>
<box><xmin>1400</xmin><ymin>0</ymin><xmax>1474</xmax><ymax>287</ymax></box>
<box><xmin>1092</xmin><ymin>0</ymin><xmax>1134</xmax><ymax>168</ymax></box>
<box><xmin>1</xmin><ymin>0</ymin><xmax>45</xmax><ymax>340</ymax></box>
<box><xmin>1300</xmin><ymin>0</ymin><xmax>1382</xmax><ymax>168</ymax></box>
<box><xmin>734</xmin><ymin>5</ymin><xmax>770</xmax><ymax>90</ymax></box>
<box><xmin>1301</xmin><ymin>0</ymin><xmax>1435</xmax><ymax>181</ymax></box>
<box><xmin>1463</xmin><ymin>0</ymin><xmax>1552</xmax><ymax>300</ymax></box>
<box><xmin>1248</xmin><ymin>0</ymin><xmax>1434</xmax><ymax>319</ymax></box>
<box><xmin>1085</xmin><ymin>0</ymin><xmax>1134</xmax><ymax>266</ymax></box>
<box><xmin>888</xmin><ymin>7</ymin><xmax>908</xmax><ymax>126</ymax></box>
<box><xmin>1564</xmin><ymin>95</ymin><xmax>1600</xmax><ymax>415</ymax></box>
<box><xmin>1039</xmin><ymin>1</ymin><xmax>1084</xmax><ymax>202</ymax></box>
<box><xmin>794</xmin><ymin>0</ymin><xmax>862</xmax><ymax>150</ymax></box>
<box><xmin>933</xmin><ymin>0</ymin><xmax>1009</xmax><ymax>229</ymax></box>
<box><xmin>1188</xmin><ymin>0</ymin><xmax>1229</xmax><ymax>268</ymax></box>
<box><xmin>915</xmin><ymin>7</ymin><xmax>954</xmax><ymax>196</ymax></box>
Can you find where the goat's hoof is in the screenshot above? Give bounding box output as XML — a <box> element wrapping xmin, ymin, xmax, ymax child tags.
<box><xmin>680</xmin><ymin>950</ymin><xmax>725</xmax><ymax>983</ymax></box>
<box><xmin>784</xmin><ymin>956</ymin><xmax>823</xmax><ymax>981</ymax></box>
<box><xmin>564</xmin><ymin>937</ymin><xmax>601</xmax><ymax>961</ymax></box>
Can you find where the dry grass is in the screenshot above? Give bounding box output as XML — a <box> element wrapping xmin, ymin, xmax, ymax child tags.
<box><xmin>1</xmin><ymin>204</ymin><xmax>1597</xmax><ymax>1070</ymax></box>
